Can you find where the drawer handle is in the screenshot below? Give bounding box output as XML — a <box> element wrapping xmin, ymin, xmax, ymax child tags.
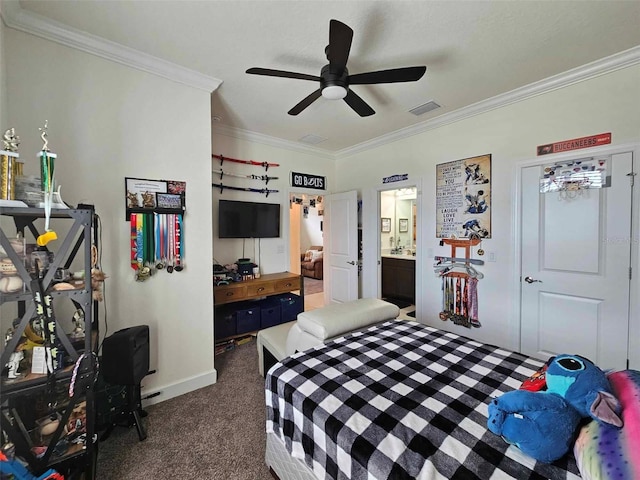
<box><xmin>226</xmin><ymin>292</ymin><xmax>234</xmax><ymax>297</ymax></box>
<box><xmin>285</xmin><ymin>283</ymin><xmax>292</xmax><ymax>287</ymax></box>
<box><xmin>257</xmin><ymin>287</ymin><xmax>265</xmax><ymax>292</ymax></box>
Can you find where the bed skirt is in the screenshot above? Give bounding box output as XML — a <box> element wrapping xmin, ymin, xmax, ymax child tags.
<box><xmin>266</xmin><ymin>432</ymin><xmax>317</xmax><ymax>480</ymax></box>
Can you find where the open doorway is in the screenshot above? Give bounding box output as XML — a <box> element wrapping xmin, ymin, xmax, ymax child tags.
<box><xmin>380</xmin><ymin>187</ymin><xmax>417</xmax><ymax>319</ymax></box>
<box><xmin>289</xmin><ymin>193</ymin><xmax>325</xmax><ymax>311</ymax></box>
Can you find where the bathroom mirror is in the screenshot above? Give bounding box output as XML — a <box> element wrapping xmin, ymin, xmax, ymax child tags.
<box><xmin>380</xmin><ymin>187</ymin><xmax>417</xmax><ymax>255</ymax></box>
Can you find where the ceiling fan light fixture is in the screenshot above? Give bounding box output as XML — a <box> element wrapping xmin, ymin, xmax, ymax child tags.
<box><xmin>322</xmin><ymin>85</ymin><xmax>347</xmax><ymax>100</ymax></box>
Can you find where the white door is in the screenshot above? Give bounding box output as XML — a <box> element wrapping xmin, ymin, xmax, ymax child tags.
<box><xmin>324</xmin><ymin>190</ymin><xmax>358</xmax><ymax>304</ymax></box>
<box><xmin>520</xmin><ymin>152</ymin><xmax>633</xmax><ymax>370</ymax></box>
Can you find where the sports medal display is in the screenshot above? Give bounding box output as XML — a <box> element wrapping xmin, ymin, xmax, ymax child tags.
<box><xmin>128</xmin><ymin>208</ymin><xmax>186</xmax><ymax>280</ymax></box>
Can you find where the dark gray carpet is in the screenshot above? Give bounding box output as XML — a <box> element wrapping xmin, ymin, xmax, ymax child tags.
<box><xmin>96</xmin><ymin>340</ymin><xmax>272</xmax><ymax>479</ymax></box>
<box><xmin>303</xmin><ymin>276</ymin><xmax>323</xmax><ymax>295</ymax></box>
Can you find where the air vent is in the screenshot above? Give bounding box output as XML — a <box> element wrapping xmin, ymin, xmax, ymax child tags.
<box><xmin>298</xmin><ymin>134</ymin><xmax>327</xmax><ymax>145</ymax></box>
<box><xmin>409</xmin><ymin>101</ymin><xmax>441</xmax><ymax>116</ymax></box>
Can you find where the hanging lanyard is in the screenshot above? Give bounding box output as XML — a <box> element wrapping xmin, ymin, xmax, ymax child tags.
<box><xmin>130</xmin><ymin>213</ymin><xmax>138</xmax><ymax>271</ymax></box>
<box><xmin>136</xmin><ymin>213</ymin><xmax>145</xmax><ymax>268</ymax></box>
<box><xmin>162</xmin><ymin>213</ymin><xmax>168</xmax><ymax>265</ymax></box>
<box><xmin>154</xmin><ymin>213</ymin><xmax>161</xmax><ymax>268</ymax></box>
<box><xmin>146</xmin><ymin>213</ymin><xmax>154</xmax><ymax>266</ymax></box>
<box><xmin>167</xmin><ymin>214</ymin><xmax>174</xmax><ymax>273</ymax></box>
<box><xmin>174</xmin><ymin>214</ymin><xmax>183</xmax><ymax>271</ymax></box>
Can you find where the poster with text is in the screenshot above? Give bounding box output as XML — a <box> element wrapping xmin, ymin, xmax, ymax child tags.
<box><xmin>436</xmin><ymin>154</ymin><xmax>491</xmax><ymax>239</ymax></box>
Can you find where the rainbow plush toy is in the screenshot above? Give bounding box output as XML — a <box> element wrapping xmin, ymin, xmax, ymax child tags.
<box><xmin>573</xmin><ymin>369</ymin><xmax>640</xmax><ymax>479</ymax></box>
<box><xmin>487</xmin><ymin>354</ymin><xmax>623</xmax><ymax>463</ymax></box>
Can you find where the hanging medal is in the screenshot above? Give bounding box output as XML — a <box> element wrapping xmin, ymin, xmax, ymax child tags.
<box><xmin>174</xmin><ymin>213</ymin><xmax>184</xmax><ymax>272</ymax></box>
<box><xmin>155</xmin><ymin>213</ymin><xmax>164</xmax><ymax>269</ymax></box>
<box><xmin>439</xmin><ymin>276</ymin><xmax>448</xmax><ymax>321</ymax></box>
<box><xmin>469</xmin><ymin>277</ymin><xmax>481</xmax><ymax>328</ymax></box>
<box><xmin>130</xmin><ymin>213</ymin><xmax>138</xmax><ymax>271</ymax></box>
<box><xmin>167</xmin><ymin>214</ymin><xmax>175</xmax><ymax>273</ymax></box>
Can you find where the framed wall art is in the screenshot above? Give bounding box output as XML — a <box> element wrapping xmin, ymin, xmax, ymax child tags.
<box><xmin>399</xmin><ymin>218</ymin><xmax>409</xmax><ymax>233</ymax></box>
<box><xmin>381</xmin><ymin>217</ymin><xmax>391</xmax><ymax>233</ymax></box>
<box><xmin>436</xmin><ymin>154</ymin><xmax>492</xmax><ymax>239</ymax></box>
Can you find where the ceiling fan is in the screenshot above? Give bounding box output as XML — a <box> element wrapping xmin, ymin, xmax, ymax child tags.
<box><xmin>246</xmin><ymin>19</ymin><xmax>426</xmax><ymax>117</ymax></box>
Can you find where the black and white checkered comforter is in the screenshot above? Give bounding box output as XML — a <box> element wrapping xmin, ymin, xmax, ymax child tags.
<box><xmin>265</xmin><ymin>320</ymin><xmax>581</xmax><ymax>480</ymax></box>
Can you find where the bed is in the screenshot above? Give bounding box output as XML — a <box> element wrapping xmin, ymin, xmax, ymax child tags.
<box><xmin>265</xmin><ymin>320</ymin><xmax>581</xmax><ymax>480</ymax></box>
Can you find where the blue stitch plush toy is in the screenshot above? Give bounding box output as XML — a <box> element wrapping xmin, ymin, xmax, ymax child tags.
<box><xmin>487</xmin><ymin>354</ymin><xmax>622</xmax><ymax>463</ymax></box>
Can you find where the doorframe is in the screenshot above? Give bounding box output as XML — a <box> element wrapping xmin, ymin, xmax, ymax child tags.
<box><xmin>283</xmin><ymin>186</ymin><xmax>328</xmax><ymax>274</ymax></box>
<box><xmin>362</xmin><ymin>177</ymin><xmax>423</xmax><ymax>315</ymax></box>
<box><xmin>511</xmin><ymin>141</ymin><xmax>640</xmax><ymax>367</ymax></box>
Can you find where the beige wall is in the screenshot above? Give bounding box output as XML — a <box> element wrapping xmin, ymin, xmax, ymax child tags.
<box><xmin>211</xmin><ymin>132</ymin><xmax>334</xmax><ymax>273</ymax></box>
<box><xmin>4</xmin><ymin>9</ymin><xmax>638</xmax><ymax>400</ymax></box>
<box><xmin>5</xmin><ymin>28</ymin><xmax>215</xmax><ymax>402</ymax></box>
<box><xmin>0</xmin><ymin>10</ymin><xmax>7</xmax><ymax>130</ymax></box>
<box><xmin>337</xmin><ymin>64</ymin><xmax>640</xmax><ymax>352</ymax></box>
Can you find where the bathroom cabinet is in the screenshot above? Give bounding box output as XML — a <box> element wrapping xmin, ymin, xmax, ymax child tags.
<box><xmin>381</xmin><ymin>256</ymin><xmax>415</xmax><ymax>303</ymax></box>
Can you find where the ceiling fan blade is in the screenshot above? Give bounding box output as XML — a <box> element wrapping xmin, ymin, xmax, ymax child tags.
<box><xmin>343</xmin><ymin>90</ymin><xmax>375</xmax><ymax>117</ymax></box>
<box><xmin>328</xmin><ymin>19</ymin><xmax>353</xmax><ymax>74</ymax></box>
<box><xmin>246</xmin><ymin>67</ymin><xmax>320</xmax><ymax>82</ymax></box>
<box><xmin>348</xmin><ymin>66</ymin><xmax>427</xmax><ymax>85</ymax></box>
<box><xmin>288</xmin><ymin>89</ymin><xmax>323</xmax><ymax>115</ymax></box>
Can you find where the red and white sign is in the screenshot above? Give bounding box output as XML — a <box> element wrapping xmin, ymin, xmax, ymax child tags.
<box><xmin>537</xmin><ymin>132</ymin><xmax>611</xmax><ymax>156</ymax></box>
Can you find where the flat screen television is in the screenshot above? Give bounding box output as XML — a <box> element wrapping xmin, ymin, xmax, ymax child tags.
<box><xmin>218</xmin><ymin>199</ymin><xmax>281</xmax><ymax>238</ymax></box>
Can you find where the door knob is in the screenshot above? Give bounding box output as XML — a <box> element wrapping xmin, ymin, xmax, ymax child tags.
<box><xmin>347</xmin><ymin>260</ymin><xmax>357</xmax><ymax>265</ymax></box>
<box><xmin>524</xmin><ymin>276</ymin><xmax>542</xmax><ymax>284</ymax></box>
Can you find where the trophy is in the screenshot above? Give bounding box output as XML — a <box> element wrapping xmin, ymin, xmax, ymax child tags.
<box><xmin>36</xmin><ymin>121</ymin><xmax>65</xmax><ymax>246</ymax></box>
<box><xmin>0</xmin><ymin>128</ymin><xmax>22</xmax><ymax>205</ymax></box>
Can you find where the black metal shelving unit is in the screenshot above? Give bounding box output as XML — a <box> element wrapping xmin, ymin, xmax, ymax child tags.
<box><xmin>0</xmin><ymin>206</ymin><xmax>98</xmax><ymax>479</ymax></box>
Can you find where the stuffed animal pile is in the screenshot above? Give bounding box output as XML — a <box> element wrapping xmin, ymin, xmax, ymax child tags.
<box><xmin>487</xmin><ymin>354</ymin><xmax>623</xmax><ymax>462</ymax></box>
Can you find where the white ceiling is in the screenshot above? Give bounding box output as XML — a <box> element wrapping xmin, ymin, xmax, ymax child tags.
<box><xmin>16</xmin><ymin>0</ymin><xmax>640</xmax><ymax>153</ymax></box>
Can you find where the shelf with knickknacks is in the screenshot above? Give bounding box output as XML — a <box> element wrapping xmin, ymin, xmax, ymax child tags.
<box><xmin>0</xmin><ymin>122</ymin><xmax>100</xmax><ymax>479</ymax></box>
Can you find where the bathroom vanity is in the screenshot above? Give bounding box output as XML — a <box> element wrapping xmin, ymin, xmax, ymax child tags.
<box><xmin>381</xmin><ymin>254</ymin><xmax>415</xmax><ymax>303</ymax></box>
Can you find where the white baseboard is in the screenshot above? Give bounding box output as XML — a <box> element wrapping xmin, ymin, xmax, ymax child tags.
<box><xmin>141</xmin><ymin>369</ymin><xmax>218</xmax><ymax>406</ymax></box>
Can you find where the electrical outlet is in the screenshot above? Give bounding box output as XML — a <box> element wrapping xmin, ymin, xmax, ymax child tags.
<box><xmin>488</xmin><ymin>252</ymin><xmax>496</xmax><ymax>262</ymax></box>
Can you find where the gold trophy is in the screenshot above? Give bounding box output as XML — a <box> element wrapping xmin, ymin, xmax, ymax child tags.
<box><xmin>0</xmin><ymin>128</ymin><xmax>24</xmax><ymax>206</ymax></box>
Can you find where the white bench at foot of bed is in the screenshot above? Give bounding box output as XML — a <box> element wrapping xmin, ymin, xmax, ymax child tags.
<box><xmin>257</xmin><ymin>298</ymin><xmax>400</xmax><ymax>376</ymax></box>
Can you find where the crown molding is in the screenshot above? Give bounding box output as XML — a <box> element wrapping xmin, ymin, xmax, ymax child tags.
<box><xmin>3</xmin><ymin>0</ymin><xmax>637</xmax><ymax>157</ymax></box>
<box><xmin>213</xmin><ymin>124</ymin><xmax>336</xmax><ymax>160</ymax></box>
<box><xmin>0</xmin><ymin>0</ymin><xmax>222</xmax><ymax>92</ymax></box>
<box><xmin>337</xmin><ymin>45</ymin><xmax>640</xmax><ymax>158</ymax></box>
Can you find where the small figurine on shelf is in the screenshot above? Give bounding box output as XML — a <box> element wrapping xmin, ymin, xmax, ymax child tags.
<box><xmin>4</xmin><ymin>326</ymin><xmax>24</xmax><ymax>379</ymax></box>
<box><xmin>6</xmin><ymin>350</ymin><xmax>24</xmax><ymax>379</ymax></box>
<box><xmin>70</xmin><ymin>309</ymin><xmax>84</xmax><ymax>339</ymax></box>
<box><xmin>4</xmin><ymin>326</ymin><xmax>14</xmax><ymax>344</ymax></box>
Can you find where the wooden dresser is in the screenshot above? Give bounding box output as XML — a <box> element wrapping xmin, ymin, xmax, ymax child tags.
<box><xmin>214</xmin><ymin>271</ymin><xmax>303</xmax><ymax>305</ymax></box>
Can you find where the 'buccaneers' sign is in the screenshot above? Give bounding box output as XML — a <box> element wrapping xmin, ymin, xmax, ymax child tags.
<box><xmin>537</xmin><ymin>132</ymin><xmax>611</xmax><ymax>156</ymax></box>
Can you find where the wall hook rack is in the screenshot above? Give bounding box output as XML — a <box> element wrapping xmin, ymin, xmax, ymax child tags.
<box><xmin>212</xmin><ymin>182</ymin><xmax>278</xmax><ymax>197</ymax></box>
<box><xmin>212</xmin><ymin>154</ymin><xmax>280</xmax><ymax>171</ymax></box>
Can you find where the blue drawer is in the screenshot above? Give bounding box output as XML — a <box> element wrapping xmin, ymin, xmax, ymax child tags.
<box><xmin>214</xmin><ymin>307</ymin><xmax>236</xmax><ymax>340</ymax></box>
<box><xmin>260</xmin><ymin>303</ymin><xmax>282</xmax><ymax>329</ymax></box>
<box><xmin>275</xmin><ymin>293</ymin><xmax>304</xmax><ymax>322</ymax></box>
<box><xmin>236</xmin><ymin>303</ymin><xmax>261</xmax><ymax>334</ymax></box>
